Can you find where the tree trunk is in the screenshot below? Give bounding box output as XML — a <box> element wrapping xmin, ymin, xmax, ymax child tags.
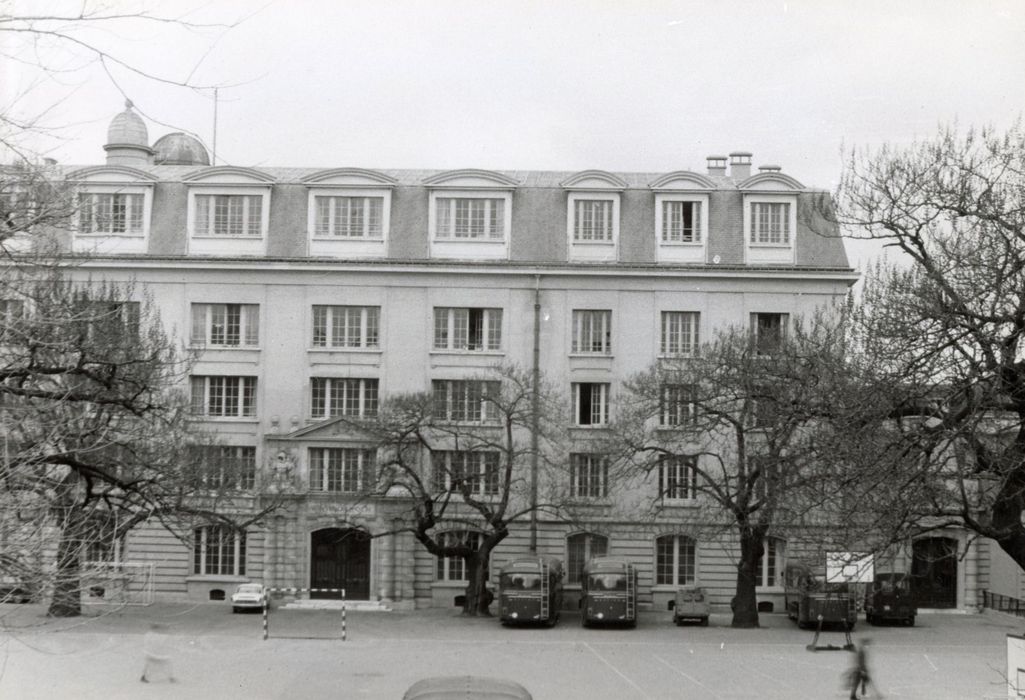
<box><xmin>460</xmin><ymin>550</ymin><xmax>495</xmax><ymax>616</ymax></box>
<box><xmin>47</xmin><ymin>510</ymin><xmax>84</xmax><ymax>617</ymax></box>
<box><xmin>731</xmin><ymin>529</ymin><xmax>764</xmax><ymax>628</ymax></box>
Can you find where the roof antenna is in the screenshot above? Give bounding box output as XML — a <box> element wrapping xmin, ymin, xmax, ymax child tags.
<box><xmin>212</xmin><ymin>87</ymin><xmax>218</xmax><ymax>166</ymax></box>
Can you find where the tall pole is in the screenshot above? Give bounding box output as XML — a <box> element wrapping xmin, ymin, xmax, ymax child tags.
<box><xmin>529</xmin><ymin>274</ymin><xmax>542</xmax><ymax>553</ymax></box>
<box><xmin>212</xmin><ymin>88</ymin><xmax>218</xmax><ymax>165</ymax></box>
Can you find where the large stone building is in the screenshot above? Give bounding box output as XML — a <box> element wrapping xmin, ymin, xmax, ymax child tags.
<box><xmin>10</xmin><ymin>102</ymin><xmax>1020</xmax><ymax>614</ymax></box>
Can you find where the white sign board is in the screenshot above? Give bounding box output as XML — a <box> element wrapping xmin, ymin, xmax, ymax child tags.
<box><xmin>825</xmin><ymin>552</ymin><xmax>874</xmax><ymax>584</ymax></box>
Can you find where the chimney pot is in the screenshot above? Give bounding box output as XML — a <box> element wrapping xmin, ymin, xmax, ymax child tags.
<box><xmin>729</xmin><ymin>151</ymin><xmax>752</xmax><ymax>180</ymax></box>
<box><xmin>706</xmin><ymin>155</ymin><xmax>727</xmax><ymax>176</ymax></box>
<box><xmin>758</xmin><ymin>164</ymin><xmax>782</xmax><ymax>173</ymax></box>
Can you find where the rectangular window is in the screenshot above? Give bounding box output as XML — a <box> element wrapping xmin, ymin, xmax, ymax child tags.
<box><xmin>192</xmin><ymin>526</ymin><xmax>246</xmax><ymax>576</ymax></box>
<box><xmin>190</xmin><ymin>446</ymin><xmax>257</xmax><ymax>491</ymax></box>
<box><xmin>573</xmin><ymin>383</ymin><xmax>610</xmax><ymax>426</ymax></box>
<box><xmin>78</xmin><ymin>193</ymin><xmax>144</xmax><ymax>234</ymax></box>
<box><xmin>313</xmin><ymin>195</ymin><xmax>384</xmax><ymax>238</ymax></box>
<box><xmin>432</xmin><ymin>380</ymin><xmax>499</xmax><ymax>423</ymax></box>
<box><xmin>660</xmin><ymin>311</ymin><xmax>699</xmax><ymax>356</ymax></box>
<box><xmin>660</xmin><ymin>384</ymin><xmax>697</xmax><ymax>427</ymax></box>
<box><xmin>308</xmin><ymin>447</ymin><xmax>375</xmax><ymax>493</ymax></box>
<box><xmin>436</xmin><ymin>531</ymin><xmax>484</xmax><ymax>581</ymax></box>
<box><xmin>661</xmin><ymin>201</ymin><xmax>701</xmax><ymax>243</ymax></box>
<box><xmin>751</xmin><ymin>312</ymin><xmax>788</xmax><ymax>355</ymax></box>
<box><xmin>750</xmin><ymin>202</ymin><xmax>790</xmax><ymax>244</ymax></box>
<box><xmin>573</xmin><ymin>199</ymin><xmax>614</xmax><ymax>241</ymax></box>
<box><xmin>310</xmin><ymin>378</ymin><xmax>379</xmax><ymax>419</ymax></box>
<box><xmin>432</xmin><ymin>451</ymin><xmax>500</xmax><ymax>496</ymax></box>
<box><xmin>191</xmin><ymin>303</ymin><xmax>259</xmax><ymax>347</ymax></box>
<box><xmin>79</xmin><ymin>300</ymin><xmax>140</xmax><ymax>341</ymax></box>
<box><xmin>311</xmin><ymin>306</ymin><xmax>380</xmax><ymax>349</ymax></box>
<box><xmin>433</xmin><ymin>307</ymin><xmax>502</xmax><ymax>351</ymax></box>
<box><xmin>566</xmin><ymin>533</ymin><xmax>608</xmax><ymax>585</ymax></box>
<box><xmin>571</xmin><ymin>310</ymin><xmax>611</xmax><ymax>354</ymax></box>
<box><xmin>656</xmin><ymin>535</ymin><xmax>696</xmax><ymax>586</ymax></box>
<box><xmin>570</xmin><ymin>453</ymin><xmax>609</xmax><ymax>498</ymax></box>
<box><xmin>659</xmin><ymin>457</ymin><xmax>698</xmax><ymax>500</ymax></box>
<box><xmin>759</xmin><ymin>538</ymin><xmax>785</xmax><ymax>587</ymax></box>
<box><xmin>190</xmin><ymin>376</ymin><xmax>257</xmax><ymax>418</ymax></box>
<box><xmin>194</xmin><ymin>194</ymin><xmax>262</xmax><ymax>236</ymax></box>
<box><xmin>436</xmin><ymin>198</ymin><xmax>505</xmax><ymax>240</ymax></box>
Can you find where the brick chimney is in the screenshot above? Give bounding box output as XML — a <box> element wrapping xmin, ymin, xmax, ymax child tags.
<box><xmin>729</xmin><ymin>152</ymin><xmax>752</xmax><ymax>180</ymax></box>
<box><xmin>758</xmin><ymin>165</ymin><xmax>782</xmax><ymax>173</ymax></box>
<box><xmin>706</xmin><ymin>155</ymin><xmax>727</xmax><ymax>177</ymax></box>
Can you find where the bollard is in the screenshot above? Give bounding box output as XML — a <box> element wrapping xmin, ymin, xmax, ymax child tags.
<box><xmin>262</xmin><ymin>599</ymin><xmax>268</xmax><ymax>641</ymax></box>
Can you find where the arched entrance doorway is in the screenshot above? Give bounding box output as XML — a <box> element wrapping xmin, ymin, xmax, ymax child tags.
<box><xmin>911</xmin><ymin>537</ymin><xmax>958</xmax><ymax>608</ymax></box>
<box><xmin>310</xmin><ymin>528</ymin><xmax>371</xmax><ymax>600</ymax></box>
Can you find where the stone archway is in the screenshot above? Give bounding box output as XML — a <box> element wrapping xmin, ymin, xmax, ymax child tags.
<box><xmin>310</xmin><ymin>527</ymin><xmax>371</xmax><ymax>600</ymax></box>
<box><xmin>911</xmin><ymin>537</ymin><xmax>958</xmax><ymax>608</ymax></box>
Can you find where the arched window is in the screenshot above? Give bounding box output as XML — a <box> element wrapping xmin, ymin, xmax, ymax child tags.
<box><xmin>655</xmin><ymin>535</ymin><xmax>696</xmax><ymax>586</ymax></box>
<box><xmin>435</xmin><ymin>531</ymin><xmax>484</xmax><ymax>582</ymax></box>
<box><xmin>566</xmin><ymin>532</ymin><xmax>609</xmax><ymax>584</ymax></box>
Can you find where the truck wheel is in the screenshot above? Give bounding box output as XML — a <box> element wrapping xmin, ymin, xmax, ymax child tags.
<box><xmin>906</xmin><ymin>616</ymin><xmax>915</xmax><ymax>627</ymax></box>
<box><xmin>701</xmin><ymin>617</ymin><xmax>709</xmax><ymax>627</ymax></box>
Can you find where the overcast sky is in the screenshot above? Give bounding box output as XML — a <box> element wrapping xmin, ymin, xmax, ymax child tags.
<box><xmin>5</xmin><ymin>0</ymin><xmax>1025</xmax><ymax>267</ymax></box>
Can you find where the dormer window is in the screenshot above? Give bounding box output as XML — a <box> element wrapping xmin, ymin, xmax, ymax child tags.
<box><xmin>739</xmin><ymin>170</ymin><xmax>804</xmax><ymax>265</ymax></box>
<box><xmin>67</xmin><ymin>166</ymin><xmax>155</xmax><ymax>255</ymax></box>
<box><xmin>661</xmin><ymin>200</ymin><xmax>701</xmax><ymax>243</ymax></box>
<box><xmin>194</xmin><ymin>194</ymin><xmax>262</xmax><ymax>237</ymax></box>
<box><xmin>562</xmin><ymin>171</ymin><xmax>626</xmax><ymax>263</ymax></box>
<box><xmin>314</xmin><ymin>195</ymin><xmax>383</xmax><ymax>238</ymax></box>
<box><xmin>435</xmin><ymin>197</ymin><xmax>505</xmax><ymax>240</ymax></box>
<box><xmin>750</xmin><ymin>202</ymin><xmax>790</xmax><ymax>245</ymax></box>
<box><xmin>424</xmin><ymin>170</ymin><xmax>517</xmax><ymax>260</ymax></box>
<box><xmin>184</xmin><ymin>167</ymin><xmax>274</xmax><ymax>256</ymax></box>
<box><xmin>649</xmin><ymin>172</ymin><xmax>714</xmax><ymax>264</ymax></box>
<box><xmin>78</xmin><ymin>192</ymin><xmax>144</xmax><ymax>235</ymax></box>
<box><xmin>303</xmin><ymin>169</ymin><xmax>396</xmax><ymax>258</ymax></box>
<box><xmin>572</xmin><ymin>198</ymin><xmax>614</xmax><ymax>242</ymax></box>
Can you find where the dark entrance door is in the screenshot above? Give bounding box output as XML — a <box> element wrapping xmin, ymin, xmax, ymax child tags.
<box><xmin>310</xmin><ymin>528</ymin><xmax>371</xmax><ymax>599</ymax></box>
<box><xmin>911</xmin><ymin>537</ymin><xmax>958</xmax><ymax>608</ymax></box>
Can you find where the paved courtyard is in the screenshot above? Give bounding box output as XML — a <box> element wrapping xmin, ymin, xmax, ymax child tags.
<box><xmin>0</xmin><ymin>602</ymin><xmax>1018</xmax><ymax>699</ymax></box>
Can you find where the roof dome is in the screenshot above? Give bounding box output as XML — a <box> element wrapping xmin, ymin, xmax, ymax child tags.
<box><xmin>106</xmin><ymin>99</ymin><xmax>149</xmax><ymax>146</ymax></box>
<box><xmin>153</xmin><ymin>132</ymin><xmax>210</xmax><ymax>166</ymax></box>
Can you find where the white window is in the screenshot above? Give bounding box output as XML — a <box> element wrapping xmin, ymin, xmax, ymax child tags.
<box><xmin>432</xmin><ymin>451</ymin><xmax>500</xmax><ymax>496</ymax></box>
<box><xmin>750</xmin><ymin>202</ymin><xmax>791</xmax><ymax>245</ymax></box>
<box><xmin>194</xmin><ymin>194</ymin><xmax>262</xmax><ymax>237</ymax></box>
<box><xmin>566</xmin><ymin>533</ymin><xmax>608</xmax><ymax>585</ymax></box>
<box><xmin>78</xmin><ymin>192</ymin><xmax>144</xmax><ymax>235</ymax></box>
<box><xmin>571</xmin><ymin>310</ymin><xmax>611</xmax><ymax>354</ymax></box>
<box><xmin>436</xmin><ymin>531</ymin><xmax>484</xmax><ymax>582</ymax></box>
<box><xmin>310</xmin><ymin>378</ymin><xmax>379</xmax><ymax>419</ymax></box>
<box><xmin>659</xmin><ymin>457</ymin><xmax>698</xmax><ymax>501</ymax></box>
<box><xmin>573</xmin><ymin>383</ymin><xmax>610</xmax><ymax>426</ymax></box>
<box><xmin>572</xmin><ymin>199</ymin><xmax>615</xmax><ymax>242</ymax></box>
<box><xmin>312</xmin><ymin>306</ymin><xmax>380</xmax><ymax>349</ymax></box>
<box><xmin>570</xmin><ymin>453</ymin><xmax>608</xmax><ymax>498</ymax></box>
<box><xmin>191</xmin><ymin>303</ymin><xmax>259</xmax><ymax>347</ymax></box>
<box><xmin>192</xmin><ymin>525</ymin><xmax>246</xmax><ymax>576</ymax></box>
<box><xmin>656</xmin><ymin>535</ymin><xmax>696</xmax><ymax>586</ymax></box>
<box><xmin>661</xmin><ymin>200</ymin><xmax>702</xmax><ymax>243</ymax></box>
<box><xmin>190</xmin><ymin>376</ymin><xmax>257</xmax><ymax>418</ymax></box>
<box><xmin>433</xmin><ymin>308</ymin><xmax>502</xmax><ymax>351</ymax></box>
<box><xmin>759</xmin><ymin>537</ymin><xmax>786</xmax><ymax>587</ymax></box>
<box><xmin>751</xmin><ymin>312</ymin><xmax>788</xmax><ymax>355</ymax></box>
<box><xmin>432</xmin><ymin>380</ymin><xmax>499</xmax><ymax>423</ymax></box>
<box><xmin>660</xmin><ymin>384</ymin><xmax>697</xmax><ymax>427</ymax></box>
<box><xmin>313</xmin><ymin>195</ymin><xmax>384</xmax><ymax>238</ymax></box>
<box><xmin>660</xmin><ymin>311</ymin><xmax>699</xmax><ymax>356</ymax></box>
<box><xmin>308</xmin><ymin>447</ymin><xmax>374</xmax><ymax>493</ymax></box>
<box><xmin>190</xmin><ymin>446</ymin><xmax>257</xmax><ymax>491</ymax></box>
<box><xmin>435</xmin><ymin>198</ymin><xmax>505</xmax><ymax>240</ymax></box>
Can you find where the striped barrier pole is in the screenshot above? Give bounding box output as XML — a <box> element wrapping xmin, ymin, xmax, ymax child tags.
<box><xmin>342</xmin><ymin>588</ymin><xmax>346</xmax><ymax>642</ymax></box>
<box><xmin>262</xmin><ymin>599</ymin><xmax>269</xmax><ymax>641</ymax></box>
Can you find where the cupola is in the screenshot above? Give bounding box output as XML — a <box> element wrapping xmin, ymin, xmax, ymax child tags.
<box><xmin>103</xmin><ymin>99</ymin><xmax>153</xmax><ymax>167</ymax></box>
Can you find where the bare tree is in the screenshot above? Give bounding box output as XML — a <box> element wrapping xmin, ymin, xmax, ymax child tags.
<box><xmin>613</xmin><ymin>312</ymin><xmax>893</xmax><ymax>628</ymax></box>
<box><xmin>338</xmin><ymin>364</ymin><xmax>570</xmax><ymax>616</ymax></box>
<box><xmin>822</xmin><ymin>122</ymin><xmax>1025</xmax><ymax>572</ymax></box>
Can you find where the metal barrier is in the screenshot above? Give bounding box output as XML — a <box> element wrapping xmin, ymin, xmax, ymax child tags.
<box><xmin>263</xmin><ymin>587</ymin><xmax>346</xmax><ymax>641</ymax></box>
<box><xmin>981</xmin><ymin>589</ymin><xmax>1025</xmax><ymax>618</ymax></box>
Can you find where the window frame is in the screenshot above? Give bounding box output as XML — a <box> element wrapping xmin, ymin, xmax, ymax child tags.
<box><xmin>654</xmin><ymin>193</ymin><xmax>708</xmax><ymax>246</ymax></box>
<box><xmin>659</xmin><ymin>383</ymin><xmax>698</xmax><ymax>427</ymax></box>
<box><xmin>186</xmin><ymin>185</ymin><xmax>270</xmax><ymax>255</ymax></box>
<box><xmin>308</xmin><ymin>446</ymin><xmax>375</xmax><ymax>493</ymax></box>
<box><xmin>751</xmin><ymin>312</ymin><xmax>789</xmax><ymax>356</ymax></box>
<box><xmin>571</xmin><ymin>309</ymin><xmax>612</xmax><ymax>355</ymax></box>
<box><xmin>428</xmin><ymin>190</ymin><xmax>512</xmax><ymax>260</ymax></box>
<box><xmin>572</xmin><ymin>382</ymin><xmax>610</xmax><ymax>427</ymax></box>
<box><xmin>659</xmin><ymin>311</ymin><xmax>700</xmax><ymax>357</ymax></box>
<box><xmin>569</xmin><ymin>453</ymin><xmax>609</xmax><ymax>499</ymax></box>
<box><xmin>758</xmin><ymin>537</ymin><xmax>786</xmax><ymax>588</ymax></box>
<box><xmin>309</xmin><ymin>377</ymin><xmax>380</xmax><ymax>419</ymax></box>
<box><xmin>567</xmin><ymin>192</ymin><xmax>620</xmax><ymax>260</ymax></box>
<box><xmin>743</xmin><ymin>193</ymin><xmax>797</xmax><ymax>264</ymax></box>
<box><xmin>192</xmin><ymin>525</ymin><xmax>247</xmax><ymax>576</ymax></box>
<box><xmin>655</xmin><ymin>534</ymin><xmax>697</xmax><ymax>587</ymax></box>
<box><xmin>190</xmin><ymin>303</ymin><xmax>260</xmax><ymax>348</ymax></box>
<box><xmin>435</xmin><ymin>530</ymin><xmax>485</xmax><ymax>582</ymax></box>
<box><xmin>311</xmin><ymin>305</ymin><xmax>381</xmax><ymax>350</ymax></box>
<box><xmin>431</xmin><ymin>379</ymin><xmax>500</xmax><ymax>423</ymax></box>
<box><xmin>432</xmin><ymin>450</ymin><xmax>501</xmax><ymax>497</ymax></box>
<box><xmin>566</xmin><ymin>532</ymin><xmax>609</xmax><ymax>585</ymax></box>
<box><xmin>190</xmin><ymin>445</ymin><xmax>257</xmax><ymax>491</ymax></box>
<box><xmin>433</xmin><ymin>307</ymin><xmax>503</xmax><ymax>353</ymax></box>
<box><xmin>659</xmin><ymin>456</ymin><xmax>698</xmax><ymax>502</ymax></box>
<box><xmin>189</xmin><ymin>375</ymin><xmax>258</xmax><ymax>419</ymax></box>
<box><xmin>76</xmin><ymin>189</ymin><xmax>148</xmax><ymax>237</ymax></box>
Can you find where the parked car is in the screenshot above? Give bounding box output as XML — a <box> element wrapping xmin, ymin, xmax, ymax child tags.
<box><xmin>402</xmin><ymin>676</ymin><xmax>532</xmax><ymax>700</ymax></box>
<box><xmin>230</xmin><ymin>583</ymin><xmax>267</xmax><ymax>613</ymax></box>
<box><xmin>668</xmin><ymin>585</ymin><xmax>710</xmax><ymax>626</ymax></box>
<box><xmin>865</xmin><ymin>573</ymin><xmax>916</xmax><ymax>626</ymax></box>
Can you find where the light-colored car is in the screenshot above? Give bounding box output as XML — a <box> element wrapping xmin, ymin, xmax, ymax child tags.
<box><xmin>668</xmin><ymin>585</ymin><xmax>710</xmax><ymax>626</ymax></box>
<box><xmin>230</xmin><ymin>583</ymin><xmax>267</xmax><ymax>613</ymax></box>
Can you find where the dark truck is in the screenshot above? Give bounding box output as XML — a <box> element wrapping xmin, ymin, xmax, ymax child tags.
<box><xmin>865</xmin><ymin>572</ymin><xmax>916</xmax><ymax>626</ymax></box>
<box><xmin>784</xmin><ymin>562</ymin><xmax>857</xmax><ymax>630</ymax></box>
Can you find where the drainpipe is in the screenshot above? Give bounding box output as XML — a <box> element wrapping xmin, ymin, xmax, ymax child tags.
<box><xmin>530</xmin><ymin>274</ymin><xmax>542</xmax><ymax>553</ymax></box>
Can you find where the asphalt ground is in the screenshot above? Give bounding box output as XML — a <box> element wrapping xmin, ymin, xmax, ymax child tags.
<box><xmin>0</xmin><ymin>602</ymin><xmax>1019</xmax><ymax>699</ymax></box>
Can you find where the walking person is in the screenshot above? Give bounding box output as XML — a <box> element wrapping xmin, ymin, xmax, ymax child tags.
<box><xmin>140</xmin><ymin>622</ymin><xmax>176</xmax><ymax>684</ymax></box>
<box><xmin>846</xmin><ymin>638</ymin><xmax>879</xmax><ymax>699</ymax></box>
